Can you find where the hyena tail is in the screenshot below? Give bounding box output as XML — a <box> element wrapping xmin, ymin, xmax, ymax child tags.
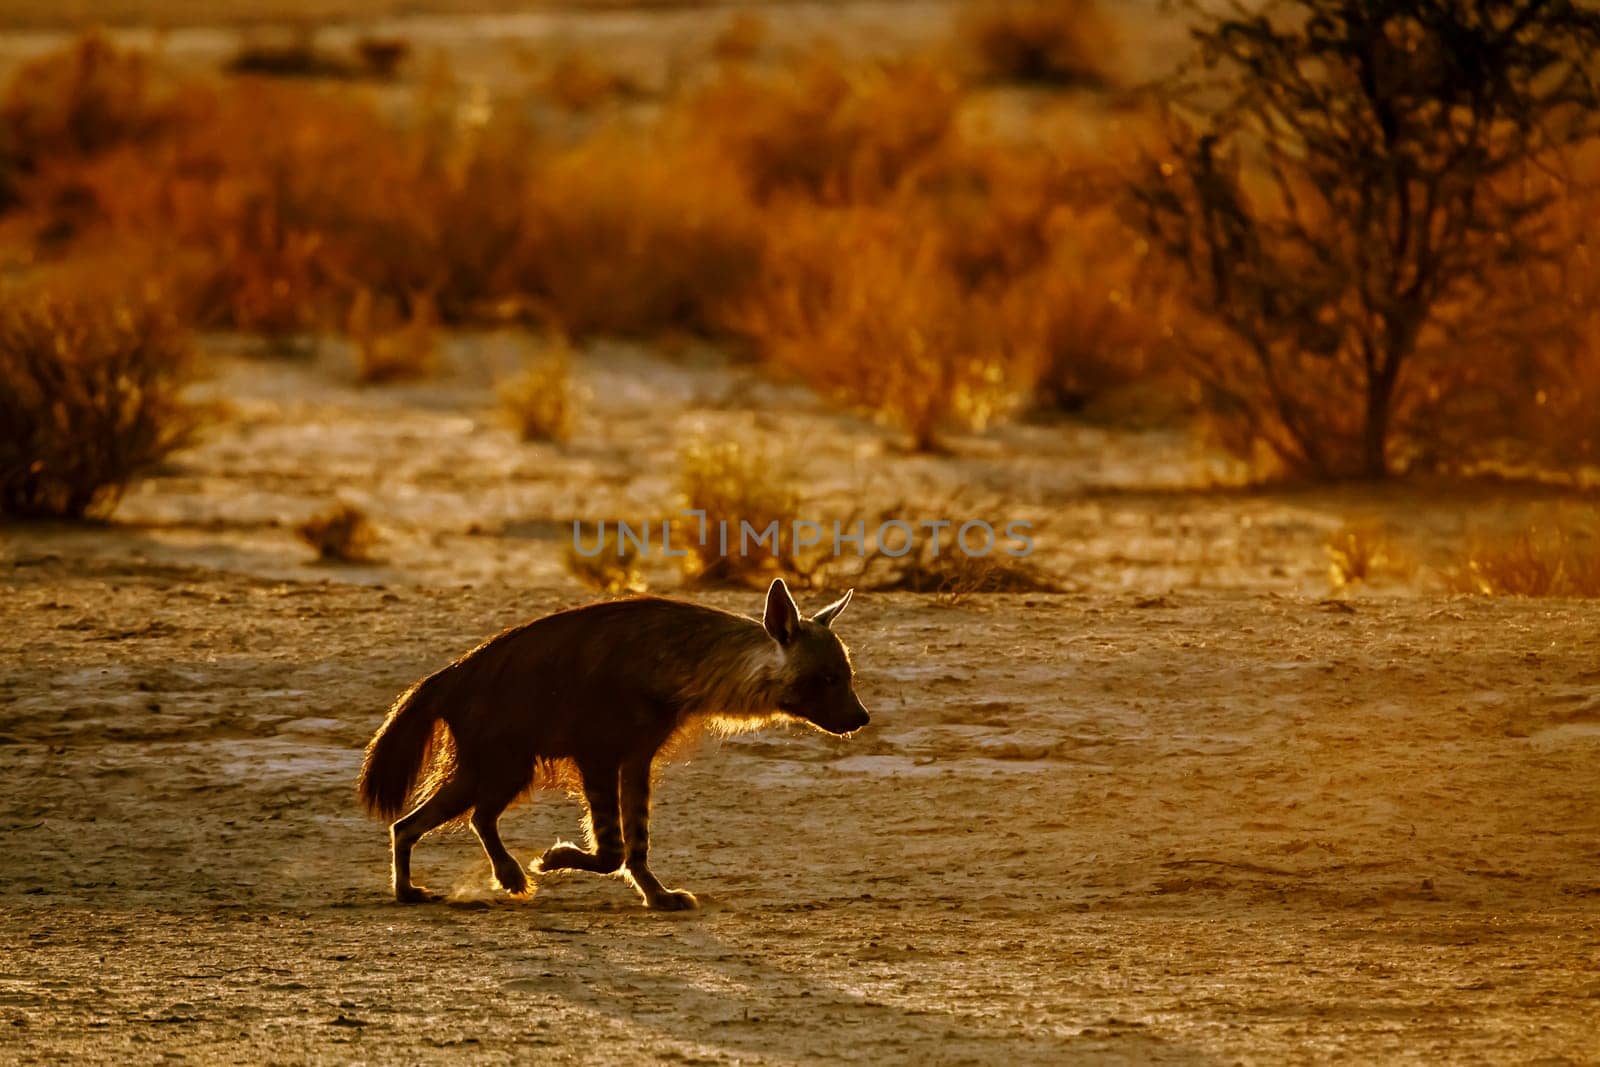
<box><xmin>357</xmin><ymin>669</ymin><xmax>454</xmax><ymax>821</ymax></box>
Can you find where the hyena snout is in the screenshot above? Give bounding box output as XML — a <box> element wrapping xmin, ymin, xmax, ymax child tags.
<box><xmin>815</xmin><ymin>696</ymin><xmax>869</xmax><ymax>736</ymax></box>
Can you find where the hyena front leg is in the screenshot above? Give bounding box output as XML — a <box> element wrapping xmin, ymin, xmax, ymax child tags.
<box><xmin>390</xmin><ymin>775</ymin><xmax>474</xmax><ymax>904</ymax></box>
<box><xmin>471</xmin><ymin>785</ymin><xmax>530</xmax><ymax>897</ymax></box>
<box><xmin>535</xmin><ymin>763</ymin><xmax>624</xmax><ymax>875</ymax></box>
<box><xmin>621</xmin><ymin>755</ymin><xmax>697</xmax><ymax>911</ymax></box>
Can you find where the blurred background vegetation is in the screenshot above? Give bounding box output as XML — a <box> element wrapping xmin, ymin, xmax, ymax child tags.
<box><xmin>0</xmin><ymin>0</ymin><xmax>1597</xmax><ymax>593</ymax></box>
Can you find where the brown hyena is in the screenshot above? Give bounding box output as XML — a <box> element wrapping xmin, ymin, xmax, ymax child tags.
<box><xmin>356</xmin><ymin>578</ymin><xmax>868</xmax><ymax>909</ymax></box>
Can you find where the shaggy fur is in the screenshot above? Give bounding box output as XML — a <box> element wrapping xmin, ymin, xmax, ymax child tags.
<box><xmin>357</xmin><ymin>579</ymin><xmax>868</xmax><ymax>908</ymax></box>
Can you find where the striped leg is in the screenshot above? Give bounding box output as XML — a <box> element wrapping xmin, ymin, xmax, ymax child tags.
<box><xmin>621</xmin><ymin>754</ymin><xmax>697</xmax><ymax>911</ymax></box>
<box><xmin>536</xmin><ymin>763</ymin><xmax>624</xmax><ymax>875</ymax></box>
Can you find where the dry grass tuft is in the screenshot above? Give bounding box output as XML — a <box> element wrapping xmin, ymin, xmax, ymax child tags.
<box><xmin>295</xmin><ymin>503</ymin><xmax>379</xmax><ymax>562</ymax></box>
<box><xmin>566</xmin><ymin>523</ymin><xmax>647</xmax><ymax>594</ymax></box>
<box><xmin>349</xmin><ymin>290</ymin><xmax>439</xmax><ymax>384</ymax></box>
<box><xmin>675</xmin><ymin>437</ymin><xmax>802</xmax><ymax>587</ymax></box>
<box><xmin>1326</xmin><ymin>520</ymin><xmax>1415</xmax><ymax>592</ymax></box>
<box><xmin>1451</xmin><ymin>511</ymin><xmax>1600</xmax><ymax>597</ymax></box>
<box><xmin>498</xmin><ymin>340</ymin><xmax>579</xmax><ymax>443</ymax></box>
<box><xmin>0</xmin><ymin>281</ymin><xmax>200</xmax><ymax>520</ymax></box>
<box><xmin>958</xmin><ymin>0</ymin><xmax>1116</xmax><ymax>88</ymax></box>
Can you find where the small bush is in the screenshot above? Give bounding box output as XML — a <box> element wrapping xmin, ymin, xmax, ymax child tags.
<box><xmin>1451</xmin><ymin>511</ymin><xmax>1600</xmax><ymax>597</ymax></box>
<box><xmin>675</xmin><ymin>438</ymin><xmax>802</xmax><ymax>587</ymax></box>
<box><xmin>296</xmin><ymin>503</ymin><xmax>378</xmax><ymax>562</ymax></box>
<box><xmin>498</xmin><ymin>341</ymin><xmax>578</xmax><ymax>443</ymax></box>
<box><xmin>0</xmin><ymin>283</ymin><xmax>200</xmax><ymax>520</ymax></box>
<box><xmin>958</xmin><ymin>0</ymin><xmax>1116</xmax><ymax>88</ymax></box>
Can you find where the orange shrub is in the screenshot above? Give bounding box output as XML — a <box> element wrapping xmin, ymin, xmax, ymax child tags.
<box><xmin>54</xmin><ymin>80</ymin><xmax>372</xmax><ymax>333</ymax></box>
<box><xmin>1370</xmin><ymin>144</ymin><xmax>1600</xmax><ymax>481</ymax></box>
<box><xmin>738</xmin><ymin>202</ymin><xmax>1031</xmax><ymax>450</ymax></box>
<box><xmin>710</xmin><ymin>13</ymin><xmax>767</xmax><ymax>65</ymax></box>
<box><xmin>514</xmin><ymin>134</ymin><xmax>763</xmax><ymax>338</ymax></box>
<box><xmin>957</xmin><ymin>0</ymin><xmax>1117</xmax><ymax>88</ymax></box>
<box><xmin>685</xmin><ymin>50</ymin><xmax>960</xmax><ymax>205</ymax></box>
<box><xmin>50</xmin><ymin>73</ymin><xmax>542</xmax><ymax>334</ymax></box>
<box><xmin>539</xmin><ymin>51</ymin><xmax>642</xmax><ymax>112</ymax></box>
<box><xmin>999</xmin><ymin>206</ymin><xmax>1169</xmax><ymax>412</ymax></box>
<box><xmin>1</xmin><ymin>32</ymin><xmax>168</xmax><ymax>167</ymax></box>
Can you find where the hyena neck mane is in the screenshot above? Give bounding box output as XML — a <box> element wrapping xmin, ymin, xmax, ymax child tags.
<box><xmin>669</xmin><ymin>608</ymin><xmax>788</xmax><ymax>733</ymax></box>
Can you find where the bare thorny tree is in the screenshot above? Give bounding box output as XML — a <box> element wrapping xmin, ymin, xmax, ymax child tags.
<box><xmin>1134</xmin><ymin>0</ymin><xmax>1600</xmax><ymax>479</ymax></box>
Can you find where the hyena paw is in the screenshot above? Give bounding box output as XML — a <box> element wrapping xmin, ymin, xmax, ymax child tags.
<box><xmin>494</xmin><ymin>862</ymin><xmax>530</xmax><ymax>897</ymax></box>
<box><xmin>647</xmin><ymin>888</ymin><xmax>699</xmax><ymax>912</ymax></box>
<box><xmin>395</xmin><ymin>884</ymin><xmax>443</xmax><ymax>904</ymax></box>
<box><xmin>534</xmin><ymin>844</ymin><xmax>588</xmax><ymax>873</ymax></box>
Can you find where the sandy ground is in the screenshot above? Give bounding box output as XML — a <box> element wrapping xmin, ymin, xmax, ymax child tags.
<box><xmin>3</xmin><ymin>334</ymin><xmax>1600</xmax><ymax>1064</ymax></box>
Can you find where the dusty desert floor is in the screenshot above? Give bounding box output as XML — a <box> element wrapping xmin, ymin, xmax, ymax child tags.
<box><xmin>2</xmin><ymin>333</ymin><xmax>1599</xmax><ymax>1065</ymax></box>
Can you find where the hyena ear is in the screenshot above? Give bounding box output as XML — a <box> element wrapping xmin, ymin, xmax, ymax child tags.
<box><xmin>811</xmin><ymin>588</ymin><xmax>853</xmax><ymax>628</ymax></box>
<box><xmin>763</xmin><ymin>577</ymin><xmax>801</xmax><ymax>645</ymax></box>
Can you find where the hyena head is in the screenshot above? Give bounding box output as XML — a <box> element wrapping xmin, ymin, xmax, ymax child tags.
<box><xmin>761</xmin><ymin>578</ymin><xmax>870</xmax><ymax>736</ymax></box>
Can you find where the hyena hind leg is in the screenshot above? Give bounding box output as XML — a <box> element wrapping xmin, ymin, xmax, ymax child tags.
<box><xmin>390</xmin><ymin>776</ymin><xmax>474</xmax><ymax>904</ymax></box>
<box><xmin>621</xmin><ymin>756</ymin><xmax>697</xmax><ymax>912</ymax></box>
<box><xmin>536</xmin><ymin>764</ymin><xmax>624</xmax><ymax>875</ymax></box>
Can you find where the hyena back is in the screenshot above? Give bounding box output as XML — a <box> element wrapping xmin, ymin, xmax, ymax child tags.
<box><xmin>356</xmin><ymin>578</ymin><xmax>868</xmax><ymax>908</ymax></box>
